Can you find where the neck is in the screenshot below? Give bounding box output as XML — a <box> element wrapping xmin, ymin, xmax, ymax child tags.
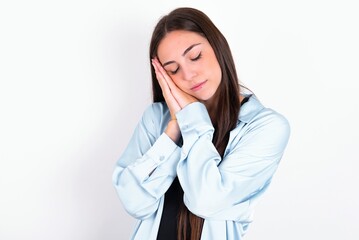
<box><xmin>201</xmin><ymin>94</ymin><xmax>244</xmax><ymax>125</ymax></box>
<box><xmin>199</xmin><ymin>97</ymin><xmax>215</xmax><ymax>126</ymax></box>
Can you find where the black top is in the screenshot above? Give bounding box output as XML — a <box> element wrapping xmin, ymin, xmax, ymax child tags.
<box><xmin>156</xmin><ymin>96</ymin><xmax>250</xmax><ymax>240</ymax></box>
<box><xmin>241</xmin><ymin>95</ymin><xmax>250</xmax><ymax>106</ymax></box>
<box><xmin>156</xmin><ymin>177</ymin><xmax>183</xmax><ymax>240</ymax></box>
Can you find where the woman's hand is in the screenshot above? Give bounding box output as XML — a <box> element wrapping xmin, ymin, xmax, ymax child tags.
<box><xmin>151</xmin><ymin>58</ymin><xmax>197</xmax><ymax>113</ymax></box>
<box><xmin>151</xmin><ymin>58</ymin><xmax>181</xmax><ymax>119</ymax></box>
<box><xmin>151</xmin><ymin>58</ymin><xmax>197</xmax><ymax>142</ymax></box>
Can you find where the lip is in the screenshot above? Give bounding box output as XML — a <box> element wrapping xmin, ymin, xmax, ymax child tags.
<box><xmin>191</xmin><ymin>80</ymin><xmax>207</xmax><ymax>91</ymax></box>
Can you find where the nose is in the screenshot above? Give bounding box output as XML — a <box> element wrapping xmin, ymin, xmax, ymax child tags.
<box><xmin>181</xmin><ymin>65</ymin><xmax>197</xmax><ymax>81</ymax></box>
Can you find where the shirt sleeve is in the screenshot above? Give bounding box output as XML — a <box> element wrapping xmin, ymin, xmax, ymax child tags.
<box><xmin>175</xmin><ymin>102</ymin><xmax>290</xmax><ymax>221</ymax></box>
<box><xmin>112</xmin><ymin>104</ymin><xmax>181</xmax><ymax>220</ymax></box>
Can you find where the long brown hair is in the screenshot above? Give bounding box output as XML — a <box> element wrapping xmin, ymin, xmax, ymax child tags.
<box><xmin>149</xmin><ymin>7</ymin><xmax>241</xmax><ymax>240</ymax></box>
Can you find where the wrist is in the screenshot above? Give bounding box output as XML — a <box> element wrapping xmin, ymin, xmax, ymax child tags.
<box><xmin>165</xmin><ymin>119</ymin><xmax>181</xmax><ymax>143</ymax></box>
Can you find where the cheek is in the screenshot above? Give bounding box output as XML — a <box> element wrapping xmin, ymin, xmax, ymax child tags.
<box><xmin>172</xmin><ymin>77</ymin><xmax>186</xmax><ymax>89</ymax></box>
<box><xmin>171</xmin><ymin>76</ymin><xmax>180</xmax><ymax>85</ymax></box>
<box><xmin>212</xmin><ymin>61</ymin><xmax>222</xmax><ymax>83</ymax></box>
<box><xmin>216</xmin><ymin>68</ymin><xmax>222</xmax><ymax>84</ymax></box>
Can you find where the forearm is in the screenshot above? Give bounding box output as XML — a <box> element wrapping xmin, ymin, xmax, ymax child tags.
<box><xmin>113</xmin><ymin>133</ymin><xmax>181</xmax><ymax>219</ymax></box>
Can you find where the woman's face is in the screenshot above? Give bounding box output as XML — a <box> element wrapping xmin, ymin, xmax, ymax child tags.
<box><xmin>157</xmin><ymin>30</ymin><xmax>222</xmax><ymax>104</ymax></box>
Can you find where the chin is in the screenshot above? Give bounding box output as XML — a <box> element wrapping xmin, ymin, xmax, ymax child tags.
<box><xmin>197</xmin><ymin>93</ymin><xmax>216</xmax><ymax>103</ymax></box>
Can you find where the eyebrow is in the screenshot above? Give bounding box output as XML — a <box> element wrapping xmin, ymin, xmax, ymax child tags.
<box><xmin>162</xmin><ymin>43</ymin><xmax>202</xmax><ymax>67</ymax></box>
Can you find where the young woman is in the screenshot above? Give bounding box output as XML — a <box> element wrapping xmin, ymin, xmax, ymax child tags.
<box><xmin>113</xmin><ymin>7</ymin><xmax>290</xmax><ymax>240</ymax></box>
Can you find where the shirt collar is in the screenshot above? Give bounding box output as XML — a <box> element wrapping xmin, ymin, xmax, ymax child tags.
<box><xmin>238</xmin><ymin>94</ymin><xmax>265</xmax><ymax>123</ymax></box>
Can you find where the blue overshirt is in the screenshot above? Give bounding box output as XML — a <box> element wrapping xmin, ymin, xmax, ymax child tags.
<box><xmin>112</xmin><ymin>94</ymin><xmax>290</xmax><ymax>239</ymax></box>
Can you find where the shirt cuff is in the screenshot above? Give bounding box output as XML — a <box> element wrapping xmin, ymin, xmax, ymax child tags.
<box><xmin>176</xmin><ymin>102</ymin><xmax>214</xmax><ymax>139</ymax></box>
<box><xmin>145</xmin><ymin>133</ymin><xmax>179</xmax><ymax>164</ymax></box>
<box><xmin>128</xmin><ymin>133</ymin><xmax>180</xmax><ymax>180</ymax></box>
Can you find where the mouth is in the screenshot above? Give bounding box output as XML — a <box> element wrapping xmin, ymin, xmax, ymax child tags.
<box><xmin>191</xmin><ymin>80</ymin><xmax>207</xmax><ymax>91</ymax></box>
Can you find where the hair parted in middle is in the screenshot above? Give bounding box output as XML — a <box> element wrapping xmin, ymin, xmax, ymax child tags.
<box><xmin>149</xmin><ymin>7</ymin><xmax>242</xmax><ymax>240</ymax></box>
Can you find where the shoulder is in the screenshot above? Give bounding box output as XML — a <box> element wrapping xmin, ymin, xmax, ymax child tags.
<box><xmin>254</xmin><ymin>107</ymin><xmax>290</xmax><ymax>142</ymax></box>
<box><xmin>143</xmin><ymin>101</ymin><xmax>169</xmax><ymax>117</ymax></box>
<box><xmin>140</xmin><ymin>101</ymin><xmax>171</xmax><ymax>128</ymax></box>
<box><xmin>241</xmin><ymin>95</ymin><xmax>289</xmax><ymax>124</ymax></box>
<box><xmin>239</xmin><ymin>95</ymin><xmax>290</xmax><ymax>143</ymax></box>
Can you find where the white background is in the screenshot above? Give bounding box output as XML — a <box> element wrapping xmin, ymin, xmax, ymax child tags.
<box><xmin>1</xmin><ymin>0</ymin><xmax>358</xmax><ymax>239</ymax></box>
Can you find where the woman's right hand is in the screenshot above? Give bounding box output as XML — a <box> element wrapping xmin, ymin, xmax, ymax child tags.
<box><xmin>151</xmin><ymin>58</ymin><xmax>181</xmax><ymax>120</ymax></box>
<box><xmin>151</xmin><ymin>58</ymin><xmax>182</xmax><ymax>143</ymax></box>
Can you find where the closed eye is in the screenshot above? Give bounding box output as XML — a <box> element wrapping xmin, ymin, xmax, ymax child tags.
<box><xmin>167</xmin><ymin>52</ymin><xmax>201</xmax><ymax>75</ymax></box>
<box><xmin>191</xmin><ymin>52</ymin><xmax>202</xmax><ymax>61</ymax></box>
<box><xmin>170</xmin><ymin>68</ymin><xmax>179</xmax><ymax>75</ymax></box>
